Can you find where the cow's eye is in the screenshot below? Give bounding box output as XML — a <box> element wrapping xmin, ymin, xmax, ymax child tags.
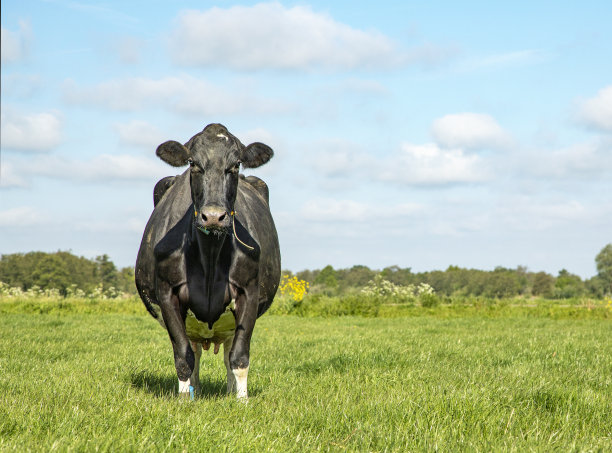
<box><xmin>228</xmin><ymin>162</ymin><xmax>240</xmax><ymax>174</ymax></box>
<box><xmin>189</xmin><ymin>160</ymin><xmax>203</xmax><ymax>174</ymax></box>
<box><xmin>187</xmin><ymin>159</ymin><xmax>194</xmax><ymax>167</ymax></box>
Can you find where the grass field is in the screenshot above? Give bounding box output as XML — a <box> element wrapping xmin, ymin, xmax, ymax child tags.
<box><xmin>0</xmin><ymin>300</ymin><xmax>610</xmax><ymax>451</ymax></box>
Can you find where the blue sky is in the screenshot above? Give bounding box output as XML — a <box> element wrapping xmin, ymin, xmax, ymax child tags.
<box><xmin>1</xmin><ymin>1</ymin><xmax>611</xmax><ymax>278</ymax></box>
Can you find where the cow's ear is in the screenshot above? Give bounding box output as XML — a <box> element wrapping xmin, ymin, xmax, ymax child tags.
<box><xmin>241</xmin><ymin>142</ymin><xmax>273</xmax><ymax>168</ymax></box>
<box><xmin>156</xmin><ymin>140</ymin><xmax>191</xmax><ymax>167</ymax></box>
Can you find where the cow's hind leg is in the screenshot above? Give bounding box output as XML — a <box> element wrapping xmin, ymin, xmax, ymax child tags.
<box><xmin>189</xmin><ymin>340</ymin><xmax>202</xmax><ymax>397</ymax></box>
<box><xmin>223</xmin><ymin>335</ymin><xmax>236</xmax><ymax>394</ymax></box>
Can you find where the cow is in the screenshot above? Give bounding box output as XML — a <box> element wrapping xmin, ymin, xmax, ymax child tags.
<box><xmin>135</xmin><ymin>123</ymin><xmax>281</xmax><ymax>399</ymax></box>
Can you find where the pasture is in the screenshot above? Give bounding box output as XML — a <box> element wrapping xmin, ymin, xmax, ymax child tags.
<box><xmin>0</xmin><ymin>300</ymin><xmax>610</xmax><ymax>452</ymax></box>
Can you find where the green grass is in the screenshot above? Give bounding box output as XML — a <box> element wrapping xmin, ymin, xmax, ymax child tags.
<box><xmin>0</xmin><ymin>302</ymin><xmax>610</xmax><ymax>451</ymax></box>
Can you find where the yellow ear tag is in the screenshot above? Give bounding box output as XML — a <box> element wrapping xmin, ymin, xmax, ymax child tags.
<box><xmin>194</xmin><ymin>210</ymin><xmax>198</xmax><ymax>217</ymax></box>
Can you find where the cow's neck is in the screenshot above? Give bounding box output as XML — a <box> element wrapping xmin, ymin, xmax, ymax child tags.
<box><xmin>193</xmin><ymin>226</ymin><xmax>227</xmax><ymax>308</ymax></box>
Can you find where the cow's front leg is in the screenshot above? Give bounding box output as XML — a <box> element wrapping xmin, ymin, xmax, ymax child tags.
<box><xmin>158</xmin><ymin>288</ymin><xmax>194</xmax><ymax>398</ymax></box>
<box><xmin>229</xmin><ymin>285</ymin><xmax>259</xmax><ymax>399</ymax></box>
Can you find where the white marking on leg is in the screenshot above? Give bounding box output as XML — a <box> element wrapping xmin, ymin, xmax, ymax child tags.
<box><xmin>178</xmin><ymin>378</ymin><xmax>191</xmax><ymax>394</ymax></box>
<box><xmin>223</xmin><ymin>337</ymin><xmax>236</xmax><ymax>394</ymax></box>
<box><xmin>232</xmin><ymin>366</ymin><xmax>249</xmax><ymax>399</ymax></box>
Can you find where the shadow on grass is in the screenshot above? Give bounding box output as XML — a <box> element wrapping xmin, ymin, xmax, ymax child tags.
<box><xmin>129</xmin><ymin>370</ymin><xmax>261</xmax><ymax>399</ymax></box>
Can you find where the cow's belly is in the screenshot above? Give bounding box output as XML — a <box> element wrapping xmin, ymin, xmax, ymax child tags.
<box><xmin>150</xmin><ymin>302</ymin><xmax>236</xmax><ymax>344</ymax></box>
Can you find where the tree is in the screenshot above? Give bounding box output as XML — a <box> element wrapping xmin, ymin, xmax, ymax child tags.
<box><xmin>595</xmin><ymin>243</ymin><xmax>612</xmax><ymax>295</ymax></box>
<box><xmin>116</xmin><ymin>267</ymin><xmax>138</xmax><ymax>294</ymax></box>
<box><xmin>531</xmin><ymin>272</ymin><xmax>554</xmax><ymax>297</ymax></box>
<box><xmin>342</xmin><ymin>265</ymin><xmax>376</xmax><ymax>288</ymax></box>
<box><xmin>314</xmin><ymin>265</ymin><xmax>338</xmax><ymax>289</ymax></box>
<box><xmin>554</xmin><ymin>269</ymin><xmax>584</xmax><ymax>299</ymax></box>
<box><xmin>0</xmin><ymin>251</ymin><xmax>135</xmax><ymax>296</ymax></box>
<box><xmin>31</xmin><ymin>255</ymin><xmax>70</xmax><ymax>294</ymax></box>
<box><xmin>96</xmin><ymin>254</ymin><xmax>118</xmax><ymax>291</ymax></box>
<box><xmin>484</xmin><ymin>269</ymin><xmax>521</xmax><ymax>298</ymax></box>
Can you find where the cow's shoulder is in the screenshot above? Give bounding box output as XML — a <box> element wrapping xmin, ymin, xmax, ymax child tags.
<box><xmin>240</xmin><ymin>175</ymin><xmax>269</xmax><ymax>204</ymax></box>
<box><xmin>153</xmin><ymin>207</ymin><xmax>191</xmax><ymax>262</ymax></box>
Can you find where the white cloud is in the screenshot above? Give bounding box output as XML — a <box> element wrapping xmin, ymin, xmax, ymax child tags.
<box><xmin>115</xmin><ymin>36</ymin><xmax>144</xmax><ymax>64</ymax></box>
<box><xmin>74</xmin><ymin>216</ymin><xmax>145</xmax><ymax>234</ymax></box>
<box><xmin>114</xmin><ymin>120</ymin><xmax>165</xmax><ymax>148</ymax></box>
<box><xmin>499</xmin><ymin>198</ymin><xmax>589</xmax><ymax>231</ymax></box>
<box><xmin>0</xmin><ymin>110</ymin><xmax>63</xmax><ymax>152</ymax></box>
<box><xmin>431</xmin><ymin>113</ymin><xmax>511</xmax><ymax>150</ymax></box>
<box><xmin>305</xmin><ymin>139</ymin><xmax>372</xmax><ymax>178</ymax></box>
<box><xmin>0</xmin><ymin>161</ymin><xmax>29</xmax><ymax>189</ymax></box>
<box><xmin>62</xmin><ymin>75</ymin><xmax>291</xmax><ymax>115</ymax></box>
<box><xmin>2</xmin><ymin>74</ymin><xmax>41</xmax><ymax>98</ymax></box>
<box><xmin>525</xmin><ymin>138</ymin><xmax>612</xmax><ymax>179</ymax></box>
<box><xmin>377</xmin><ymin>142</ymin><xmax>488</xmax><ymax>185</ymax></box>
<box><xmin>169</xmin><ymin>3</ymin><xmax>447</xmax><ymax>71</ymax></box>
<box><xmin>1</xmin><ymin>21</ymin><xmax>32</xmax><ymax>63</ymax></box>
<box><xmin>577</xmin><ymin>85</ymin><xmax>612</xmax><ymax>132</ymax></box>
<box><xmin>298</xmin><ymin>198</ymin><xmax>422</xmax><ymax>224</ymax></box>
<box><xmin>302</xmin><ymin>133</ymin><xmax>493</xmax><ymax>187</ymax></box>
<box><xmin>0</xmin><ymin>206</ymin><xmax>38</xmax><ymax>227</ymax></box>
<box><xmin>237</xmin><ymin>128</ymin><xmax>278</xmax><ymax>147</ymax></box>
<box><xmin>457</xmin><ymin>49</ymin><xmax>547</xmax><ymax>73</ymax></box>
<box><xmin>300</xmin><ymin>199</ymin><xmax>370</xmax><ymax>223</ymax></box>
<box><xmin>339</xmin><ymin>79</ymin><xmax>389</xmax><ymax>95</ymax></box>
<box><xmin>63</xmin><ymin>76</ymin><xmax>185</xmax><ymax>111</ymax></box>
<box><xmin>28</xmin><ymin>154</ymin><xmax>170</xmax><ymax>182</ymax></box>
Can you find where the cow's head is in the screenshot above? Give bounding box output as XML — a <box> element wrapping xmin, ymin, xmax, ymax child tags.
<box><xmin>156</xmin><ymin>123</ymin><xmax>273</xmax><ymax>234</ymax></box>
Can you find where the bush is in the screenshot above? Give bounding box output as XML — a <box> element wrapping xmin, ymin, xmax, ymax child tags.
<box><xmin>267</xmin><ymin>295</ymin><xmax>301</xmax><ymax>315</ymax></box>
<box><xmin>293</xmin><ymin>294</ymin><xmax>381</xmax><ymax>317</ymax></box>
<box><xmin>361</xmin><ymin>275</ymin><xmax>435</xmax><ymax>304</ymax></box>
<box><xmin>419</xmin><ymin>293</ymin><xmax>439</xmax><ymax>307</ymax></box>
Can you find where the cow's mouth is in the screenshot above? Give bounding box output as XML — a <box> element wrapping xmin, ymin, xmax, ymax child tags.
<box><xmin>195</xmin><ymin>222</ymin><xmax>228</xmax><ymax>237</ymax></box>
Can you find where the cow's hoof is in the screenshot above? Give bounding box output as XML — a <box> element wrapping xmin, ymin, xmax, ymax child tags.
<box><xmin>178</xmin><ymin>380</ymin><xmax>194</xmax><ymax>400</ymax></box>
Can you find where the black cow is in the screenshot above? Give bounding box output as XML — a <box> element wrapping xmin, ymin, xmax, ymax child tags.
<box><xmin>135</xmin><ymin>123</ymin><xmax>281</xmax><ymax>399</ymax></box>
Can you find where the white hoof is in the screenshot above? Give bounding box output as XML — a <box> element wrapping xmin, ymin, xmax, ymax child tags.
<box><xmin>178</xmin><ymin>379</ymin><xmax>194</xmax><ymax>400</ymax></box>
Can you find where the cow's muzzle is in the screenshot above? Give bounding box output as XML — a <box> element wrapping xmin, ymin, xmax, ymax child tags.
<box><xmin>195</xmin><ymin>205</ymin><xmax>231</xmax><ymax>234</ymax></box>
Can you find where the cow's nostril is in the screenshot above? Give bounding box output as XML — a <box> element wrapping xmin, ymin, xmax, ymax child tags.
<box><xmin>200</xmin><ymin>206</ymin><xmax>228</xmax><ymax>227</ymax></box>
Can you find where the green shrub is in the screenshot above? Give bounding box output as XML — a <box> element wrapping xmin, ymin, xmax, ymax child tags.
<box><xmin>292</xmin><ymin>294</ymin><xmax>381</xmax><ymax>317</ymax></box>
<box><xmin>419</xmin><ymin>293</ymin><xmax>439</xmax><ymax>307</ymax></box>
<box><xmin>267</xmin><ymin>295</ymin><xmax>301</xmax><ymax>315</ymax></box>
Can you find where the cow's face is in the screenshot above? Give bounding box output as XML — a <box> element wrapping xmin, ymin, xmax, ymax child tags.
<box><xmin>156</xmin><ymin>124</ymin><xmax>273</xmax><ymax>234</ymax></box>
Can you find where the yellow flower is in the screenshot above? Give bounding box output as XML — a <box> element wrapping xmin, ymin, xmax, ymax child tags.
<box><xmin>279</xmin><ymin>275</ymin><xmax>309</xmax><ymax>302</ymax></box>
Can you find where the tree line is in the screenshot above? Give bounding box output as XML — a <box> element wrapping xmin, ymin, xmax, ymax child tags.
<box><xmin>0</xmin><ymin>251</ymin><xmax>137</xmax><ymax>296</ymax></box>
<box><xmin>1</xmin><ymin>244</ymin><xmax>610</xmax><ymax>299</ymax></box>
<box><xmin>291</xmin><ymin>244</ymin><xmax>612</xmax><ymax>299</ymax></box>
